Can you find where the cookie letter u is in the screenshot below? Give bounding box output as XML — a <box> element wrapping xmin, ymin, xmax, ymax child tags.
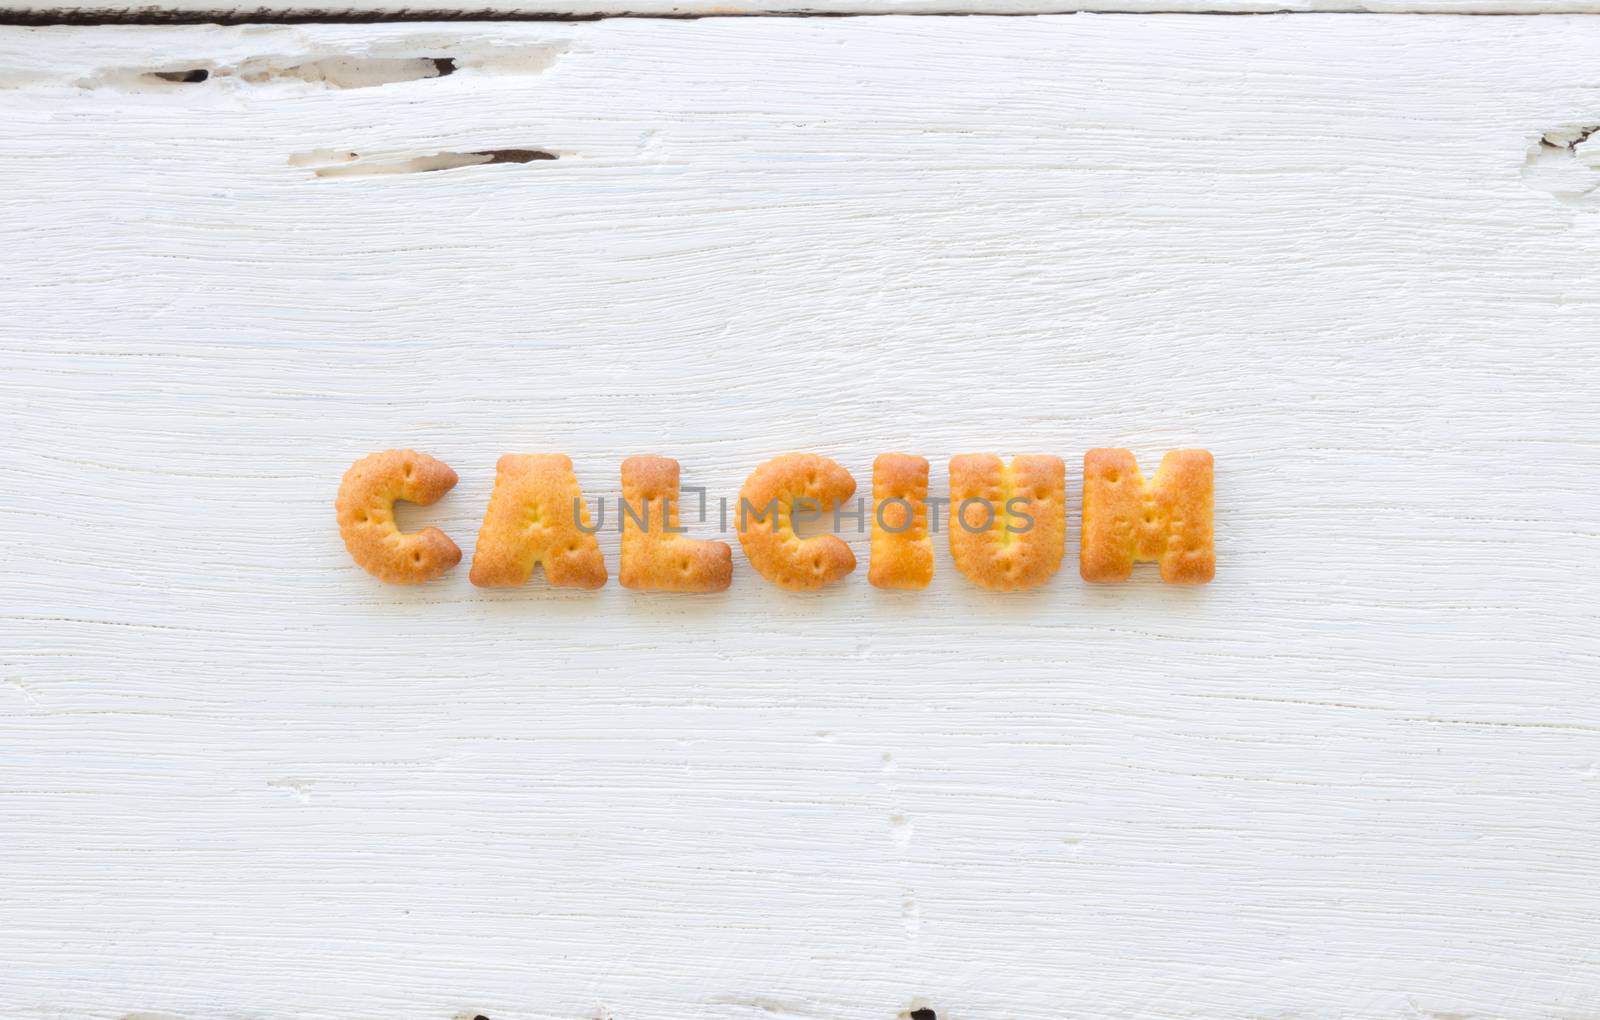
<box><xmin>947</xmin><ymin>454</ymin><xmax>1066</xmax><ymax>592</ymax></box>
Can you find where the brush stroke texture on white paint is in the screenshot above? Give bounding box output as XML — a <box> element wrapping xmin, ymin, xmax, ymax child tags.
<box><xmin>2</xmin><ymin>16</ymin><xmax>1600</xmax><ymax>1020</ymax></box>
<box><xmin>10</xmin><ymin>0</ymin><xmax>1600</xmax><ymax>21</ymax></box>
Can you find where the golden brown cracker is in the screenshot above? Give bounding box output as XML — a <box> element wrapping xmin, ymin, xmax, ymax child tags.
<box><xmin>868</xmin><ymin>453</ymin><xmax>932</xmax><ymax>591</ymax></box>
<box><xmin>470</xmin><ymin>454</ymin><xmax>608</xmax><ymax>589</ymax></box>
<box><xmin>948</xmin><ymin>453</ymin><xmax>1065</xmax><ymax>592</ymax></box>
<box><xmin>737</xmin><ymin>453</ymin><xmax>857</xmax><ymax>591</ymax></box>
<box><xmin>335</xmin><ymin>449</ymin><xmax>462</xmax><ymax>585</ymax></box>
<box><xmin>620</xmin><ymin>456</ymin><xmax>732</xmax><ymax>593</ymax></box>
<box><xmin>1080</xmin><ymin>448</ymin><xmax>1214</xmax><ymax>584</ymax></box>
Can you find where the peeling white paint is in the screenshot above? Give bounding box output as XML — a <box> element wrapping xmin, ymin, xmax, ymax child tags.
<box><xmin>1</xmin><ymin>16</ymin><xmax>1599</xmax><ymax>1020</ymax></box>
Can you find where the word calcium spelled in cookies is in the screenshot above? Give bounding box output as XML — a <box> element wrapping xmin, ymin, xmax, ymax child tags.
<box><xmin>335</xmin><ymin>448</ymin><xmax>1215</xmax><ymax>590</ymax></box>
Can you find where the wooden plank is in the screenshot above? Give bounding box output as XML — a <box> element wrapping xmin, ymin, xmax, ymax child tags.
<box><xmin>2</xmin><ymin>15</ymin><xmax>1600</xmax><ymax>1020</ymax></box>
<box><xmin>7</xmin><ymin>0</ymin><xmax>1600</xmax><ymax>20</ymax></box>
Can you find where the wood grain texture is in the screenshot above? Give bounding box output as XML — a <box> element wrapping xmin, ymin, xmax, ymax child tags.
<box><xmin>3</xmin><ymin>16</ymin><xmax>1600</xmax><ymax>1020</ymax></box>
<box><xmin>11</xmin><ymin>0</ymin><xmax>1600</xmax><ymax>21</ymax></box>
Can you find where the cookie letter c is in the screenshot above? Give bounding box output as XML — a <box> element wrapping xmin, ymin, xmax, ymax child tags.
<box><xmin>335</xmin><ymin>449</ymin><xmax>462</xmax><ymax>584</ymax></box>
<box><xmin>737</xmin><ymin>453</ymin><xmax>857</xmax><ymax>591</ymax></box>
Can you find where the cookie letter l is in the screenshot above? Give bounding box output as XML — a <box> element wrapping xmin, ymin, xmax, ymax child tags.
<box><xmin>620</xmin><ymin>456</ymin><xmax>732</xmax><ymax>592</ymax></box>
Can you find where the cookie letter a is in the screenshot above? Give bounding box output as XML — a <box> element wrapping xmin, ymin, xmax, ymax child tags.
<box><xmin>948</xmin><ymin>454</ymin><xmax>1065</xmax><ymax>592</ymax></box>
<box><xmin>470</xmin><ymin>454</ymin><xmax>608</xmax><ymax>589</ymax></box>
<box><xmin>1080</xmin><ymin>448</ymin><xmax>1214</xmax><ymax>584</ymax></box>
<box><xmin>738</xmin><ymin>453</ymin><xmax>857</xmax><ymax>591</ymax></box>
<box><xmin>620</xmin><ymin>456</ymin><xmax>732</xmax><ymax>592</ymax></box>
<box><xmin>336</xmin><ymin>449</ymin><xmax>462</xmax><ymax>584</ymax></box>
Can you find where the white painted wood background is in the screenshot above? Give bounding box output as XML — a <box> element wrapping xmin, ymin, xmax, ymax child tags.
<box><xmin>4</xmin><ymin>13</ymin><xmax>1600</xmax><ymax>1020</ymax></box>
<box><xmin>11</xmin><ymin>0</ymin><xmax>1600</xmax><ymax>22</ymax></box>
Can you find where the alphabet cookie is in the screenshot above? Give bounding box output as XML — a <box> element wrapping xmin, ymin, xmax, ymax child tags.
<box><xmin>1080</xmin><ymin>448</ymin><xmax>1213</xmax><ymax>584</ymax></box>
<box><xmin>470</xmin><ymin>454</ymin><xmax>607</xmax><ymax>589</ymax></box>
<box><xmin>620</xmin><ymin>456</ymin><xmax>732</xmax><ymax>592</ymax></box>
<box><xmin>335</xmin><ymin>449</ymin><xmax>462</xmax><ymax>584</ymax></box>
<box><xmin>868</xmin><ymin>453</ymin><xmax>932</xmax><ymax>590</ymax></box>
<box><xmin>948</xmin><ymin>454</ymin><xmax>1065</xmax><ymax>592</ymax></box>
<box><xmin>738</xmin><ymin>453</ymin><xmax>857</xmax><ymax>591</ymax></box>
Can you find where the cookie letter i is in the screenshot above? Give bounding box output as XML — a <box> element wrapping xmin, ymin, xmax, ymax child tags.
<box><xmin>868</xmin><ymin>453</ymin><xmax>933</xmax><ymax>590</ymax></box>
